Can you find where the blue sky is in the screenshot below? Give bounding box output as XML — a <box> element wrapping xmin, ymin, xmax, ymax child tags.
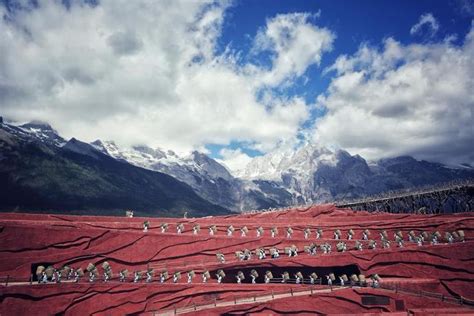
<box><xmin>206</xmin><ymin>0</ymin><xmax>474</xmax><ymax>160</ymax></box>
<box><xmin>1</xmin><ymin>0</ymin><xmax>473</xmax><ymax>170</ymax></box>
<box><xmin>219</xmin><ymin>0</ymin><xmax>472</xmax><ymax>93</ymax></box>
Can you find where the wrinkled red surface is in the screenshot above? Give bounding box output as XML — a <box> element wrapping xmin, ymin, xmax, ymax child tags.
<box><xmin>198</xmin><ymin>288</ymin><xmax>474</xmax><ymax>316</ymax></box>
<box><xmin>1</xmin><ymin>205</ymin><xmax>473</xmax><ymax>315</ymax></box>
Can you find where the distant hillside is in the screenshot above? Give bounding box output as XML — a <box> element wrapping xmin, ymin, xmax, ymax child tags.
<box><xmin>0</xmin><ymin>123</ymin><xmax>231</xmax><ymax>217</ymax></box>
<box><xmin>1</xmin><ymin>118</ymin><xmax>473</xmax><ymax>215</ymax></box>
<box><xmin>239</xmin><ymin>144</ymin><xmax>474</xmax><ymax>203</ymax></box>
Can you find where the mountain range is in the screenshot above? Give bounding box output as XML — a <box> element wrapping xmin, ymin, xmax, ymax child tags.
<box><xmin>1</xmin><ymin>116</ymin><xmax>473</xmax><ymax>216</ymax></box>
<box><xmin>0</xmin><ymin>119</ymin><xmax>229</xmax><ymax>217</ymax></box>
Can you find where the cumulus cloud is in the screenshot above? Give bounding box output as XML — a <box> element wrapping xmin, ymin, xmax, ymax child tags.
<box><xmin>0</xmin><ymin>0</ymin><xmax>332</xmax><ymax>156</ymax></box>
<box><xmin>217</xmin><ymin>148</ymin><xmax>253</xmax><ymax>172</ymax></box>
<box><xmin>315</xmin><ymin>24</ymin><xmax>474</xmax><ymax>166</ymax></box>
<box><xmin>252</xmin><ymin>12</ymin><xmax>334</xmax><ymax>87</ymax></box>
<box><xmin>410</xmin><ymin>13</ymin><xmax>439</xmax><ymax>37</ymax></box>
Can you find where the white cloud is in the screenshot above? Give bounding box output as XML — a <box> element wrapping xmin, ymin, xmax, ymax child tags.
<box><xmin>315</xmin><ymin>24</ymin><xmax>474</xmax><ymax>166</ymax></box>
<box><xmin>252</xmin><ymin>13</ymin><xmax>334</xmax><ymax>87</ymax></box>
<box><xmin>217</xmin><ymin>148</ymin><xmax>253</xmax><ymax>173</ymax></box>
<box><xmin>410</xmin><ymin>13</ymin><xmax>439</xmax><ymax>37</ymax></box>
<box><xmin>0</xmin><ymin>1</ymin><xmax>331</xmax><ymax>155</ymax></box>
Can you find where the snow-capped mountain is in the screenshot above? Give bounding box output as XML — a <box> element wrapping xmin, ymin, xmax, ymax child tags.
<box><xmin>2</xmin><ymin>117</ymin><xmax>472</xmax><ymax>213</ymax></box>
<box><xmin>0</xmin><ymin>119</ymin><xmax>66</xmax><ymax>147</ymax></box>
<box><xmin>0</xmin><ymin>119</ymin><xmax>230</xmax><ymax>216</ymax></box>
<box><xmin>237</xmin><ymin>143</ymin><xmax>474</xmax><ymax>203</ymax></box>
<box><xmin>91</xmin><ymin>138</ymin><xmax>474</xmax><ymax>209</ymax></box>
<box><xmin>92</xmin><ymin>141</ymin><xmax>235</xmax><ymax>182</ymax></box>
<box><xmin>90</xmin><ymin>140</ymin><xmax>292</xmax><ymax>212</ymax></box>
<box><xmin>0</xmin><ymin>118</ymin><xmax>294</xmax><ymax>212</ymax></box>
<box><xmin>91</xmin><ymin>140</ymin><xmax>239</xmax><ymax>210</ymax></box>
<box><xmin>18</xmin><ymin>121</ymin><xmax>67</xmax><ymax>147</ymax></box>
<box><xmin>235</xmin><ymin>143</ymin><xmax>340</xmax><ymax>202</ymax></box>
<box><xmin>236</xmin><ymin>143</ymin><xmax>337</xmax><ymax>181</ymax></box>
<box><xmin>91</xmin><ymin>140</ymin><xmax>180</xmax><ymax>167</ymax></box>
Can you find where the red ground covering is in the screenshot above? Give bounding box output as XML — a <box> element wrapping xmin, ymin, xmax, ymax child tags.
<box><xmin>1</xmin><ymin>205</ymin><xmax>473</xmax><ymax>315</ymax></box>
<box><xmin>195</xmin><ymin>288</ymin><xmax>474</xmax><ymax>316</ymax></box>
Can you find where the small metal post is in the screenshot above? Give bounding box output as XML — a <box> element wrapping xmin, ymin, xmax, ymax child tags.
<box><xmin>194</xmin><ymin>303</ymin><xmax>196</xmax><ymax>311</ymax></box>
<box><xmin>214</xmin><ymin>298</ymin><xmax>217</xmax><ymax>307</ymax></box>
<box><xmin>311</xmin><ymin>287</ymin><xmax>313</xmax><ymax>295</ymax></box>
<box><xmin>290</xmin><ymin>288</ymin><xmax>293</xmax><ymax>296</ymax></box>
<box><xmin>30</xmin><ymin>274</ymin><xmax>33</xmax><ymax>285</ymax></box>
<box><xmin>6</xmin><ymin>275</ymin><xmax>9</xmax><ymax>287</ymax></box>
<box><xmin>174</xmin><ymin>305</ymin><xmax>177</xmax><ymax>315</ymax></box>
<box><xmin>272</xmin><ymin>290</ymin><xmax>274</xmax><ymax>299</ymax></box>
<box><xmin>254</xmin><ymin>295</ymin><xmax>256</xmax><ymax>302</ymax></box>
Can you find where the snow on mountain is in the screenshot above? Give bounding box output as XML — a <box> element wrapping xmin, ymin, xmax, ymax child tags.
<box><xmin>237</xmin><ymin>143</ymin><xmax>338</xmax><ymax>181</ymax></box>
<box><xmin>90</xmin><ymin>140</ymin><xmax>246</xmax><ymax>211</ymax></box>
<box><xmin>19</xmin><ymin>121</ymin><xmax>67</xmax><ymax>147</ymax></box>
<box><xmin>89</xmin><ymin>140</ymin><xmax>298</xmax><ymax>212</ymax></box>
<box><xmin>89</xmin><ymin>138</ymin><xmax>474</xmax><ymax>208</ymax></box>
<box><xmin>91</xmin><ymin>140</ymin><xmax>180</xmax><ymax>167</ymax></box>
<box><xmin>235</xmin><ymin>143</ymin><xmax>474</xmax><ymax>204</ymax></box>
<box><xmin>0</xmin><ymin>120</ymin><xmax>67</xmax><ymax>147</ymax></box>
<box><xmin>235</xmin><ymin>143</ymin><xmax>340</xmax><ymax>203</ymax></box>
<box><xmin>4</xmin><ymin>119</ymin><xmax>472</xmax><ymax>211</ymax></box>
<box><xmin>91</xmin><ymin>141</ymin><xmax>232</xmax><ymax>180</ymax></box>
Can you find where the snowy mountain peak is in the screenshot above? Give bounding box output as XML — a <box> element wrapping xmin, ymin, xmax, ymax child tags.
<box><xmin>3</xmin><ymin>118</ymin><xmax>472</xmax><ymax>213</ymax></box>
<box><xmin>91</xmin><ymin>140</ymin><xmax>171</xmax><ymax>168</ymax></box>
<box><xmin>21</xmin><ymin>120</ymin><xmax>55</xmax><ymax>131</ymax></box>
<box><xmin>85</xmin><ymin>139</ymin><xmax>247</xmax><ymax>211</ymax></box>
<box><xmin>184</xmin><ymin>150</ymin><xmax>234</xmax><ymax>181</ymax></box>
<box><xmin>17</xmin><ymin>120</ymin><xmax>66</xmax><ymax>147</ymax></box>
<box><xmin>90</xmin><ymin>140</ymin><xmax>111</xmax><ymax>155</ymax></box>
<box><xmin>187</xmin><ymin>150</ymin><xmax>216</xmax><ymax>166</ymax></box>
<box><xmin>237</xmin><ymin>143</ymin><xmax>338</xmax><ymax>181</ymax></box>
<box><xmin>132</xmin><ymin>145</ymin><xmax>168</xmax><ymax>160</ymax></box>
<box><xmin>91</xmin><ymin>140</ymin><xmax>122</xmax><ymax>157</ymax></box>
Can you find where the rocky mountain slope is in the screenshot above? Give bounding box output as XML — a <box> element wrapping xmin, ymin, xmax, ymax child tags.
<box><xmin>238</xmin><ymin>144</ymin><xmax>474</xmax><ymax>203</ymax></box>
<box><xmin>0</xmin><ymin>120</ymin><xmax>230</xmax><ymax>216</ymax></box>
<box><xmin>1</xmin><ymin>117</ymin><xmax>473</xmax><ymax>214</ymax></box>
<box><xmin>90</xmin><ymin>140</ymin><xmax>295</xmax><ymax>212</ymax></box>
